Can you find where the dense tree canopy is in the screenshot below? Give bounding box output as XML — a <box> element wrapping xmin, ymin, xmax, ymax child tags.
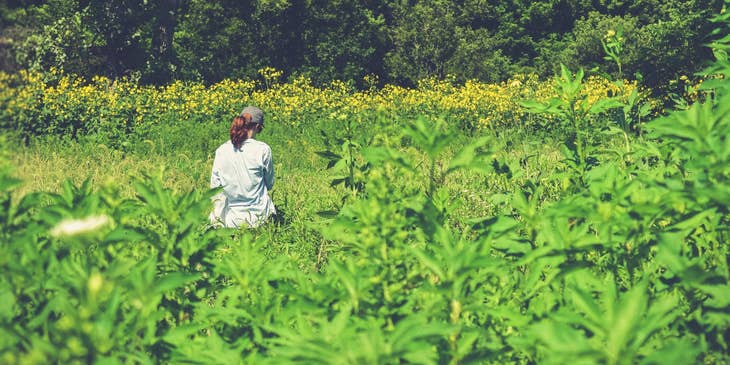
<box><xmin>0</xmin><ymin>0</ymin><xmax>723</xmax><ymax>90</ymax></box>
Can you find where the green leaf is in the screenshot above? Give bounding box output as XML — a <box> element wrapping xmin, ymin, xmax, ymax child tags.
<box><xmin>163</xmin><ymin>323</ymin><xmax>208</xmax><ymax>345</ymax></box>
<box><xmin>316</xmin><ymin>210</ymin><xmax>339</xmax><ymax>218</ymax></box>
<box><xmin>155</xmin><ymin>273</ymin><xmax>201</xmax><ymax>293</ymax></box>
<box><xmin>606</xmin><ymin>281</ymin><xmax>648</xmax><ymax>362</ymax></box>
<box><xmin>445</xmin><ymin>136</ymin><xmax>492</xmax><ymax>175</ymax></box>
<box><xmin>361</xmin><ymin>146</ymin><xmax>414</xmax><ymax>171</ymax></box>
<box><xmin>531</xmin><ymin>320</ymin><xmax>598</xmax><ymax>357</ymax></box>
<box><xmin>669</xmin><ymin>210</ymin><xmax>716</xmax><ymax>232</ymax></box>
<box><xmin>408</xmin><ymin>246</ymin><xmax>446</xmax><ymax>280</ymax></box>
<box><xmin>104</xmin><ymin>227</ymin><xmax>146</xmax><ymax>243</ymax></box>
<box><xmin>701</xmin><ymin>284</ymin><xmax>730</xmax><ymax>308</ymax></box>
<box><xmin>519</xmin><ymin>100</ymin><xmax>551</xmax><ymax>113</ymax></box>
<box><xmin>0</xmin><ymin>287</ymin><xmax>16</xmax><ymax>321</ymax></box>
<box><xmin>588</xmin><ymin>98</ymin><xmax>624</xmax><ymax>115</ymax></box>
<box><xmin>568</xmin><ymin>286</ymin><xmax>606</xmax><ymax>337</ymax></box>
<box><xmin>639</xmin><ymin>338</ymin><xmax>703</xmax><ymax>365</ymax></box>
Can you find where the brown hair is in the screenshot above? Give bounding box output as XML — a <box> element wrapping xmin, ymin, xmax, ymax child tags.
<box><xmin>230</xmin><ymin>113</ymin><xmax>261</xmax><ymax>149</ymax></box>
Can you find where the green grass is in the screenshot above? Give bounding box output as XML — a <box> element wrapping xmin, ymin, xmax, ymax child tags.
<box><xmin>3</xmin><ymin>100</ymin><xmax>728</xmax><ymax>364</ymax></box>
<box><xmin>8</xmin><ymin>124</ymin><xmax>569</xmax><ymax>227</ymax></box>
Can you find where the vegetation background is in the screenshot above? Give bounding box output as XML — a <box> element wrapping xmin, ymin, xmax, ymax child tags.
<box><xmin>0</xmin><ymin>0</ymin><xmax>723</xmax><ymax>90</ymax></box>
<box><xmin>1</xmin><ymin>1</ymin><xmax>729</xmax><ymax>364</ymax></box>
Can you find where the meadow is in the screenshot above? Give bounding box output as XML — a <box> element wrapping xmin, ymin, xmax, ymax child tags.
<box><xmin>1</xmin><ymin>43</ymin><xmax>729</xmax><ymax>365</ymax></box>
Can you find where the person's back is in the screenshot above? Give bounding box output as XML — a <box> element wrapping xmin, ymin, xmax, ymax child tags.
<box><xmin>210</xmin><ymin>106</ymin><xmax>275</xmax><ymax>228</ymax></box>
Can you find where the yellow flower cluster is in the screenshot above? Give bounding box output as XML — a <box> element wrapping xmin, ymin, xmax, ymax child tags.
<box><xmin>667</xmin><ymin>75</ymin><xmax>710</xmax><ymax>107</ymax></box>
<box><xmin>0</xmin><ymin>69</ymin><xmax>644</xmax><ymax>138</ymax></box>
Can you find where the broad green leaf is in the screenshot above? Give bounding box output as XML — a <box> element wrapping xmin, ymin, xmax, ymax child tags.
<box><xmin>155</xmin><ymin>272</ymin><xmax>201</xmax><ymax>293</ymax></box>
<box><xmin>606</xmin><ymin>282</ymin><xmax>648</xmax><ymax>362</ymax></box>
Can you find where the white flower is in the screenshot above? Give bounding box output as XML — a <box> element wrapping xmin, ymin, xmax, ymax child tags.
<box><xmin>50</xmin><ymin>215</ymin><xmax>111</xmax><ymax>237</ymax></box>
<box><xmin>88</xmin><ymin>273</ymin><xmax>104</xmax><ymax>296</ymax></box>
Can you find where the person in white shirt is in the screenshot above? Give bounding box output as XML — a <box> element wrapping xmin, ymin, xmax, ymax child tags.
<box><xmin>209</xmin><ymin>106</ymin><xmax>275</xmax><ymax>228</ymax></box>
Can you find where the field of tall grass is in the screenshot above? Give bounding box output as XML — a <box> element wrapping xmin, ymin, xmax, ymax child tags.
<box><xmin>1</xmin><ymin>18</ymin><xmax>729</xmax><ymax>363</ymax></box>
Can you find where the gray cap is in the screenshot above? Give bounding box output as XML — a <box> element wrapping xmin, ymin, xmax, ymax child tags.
<box><xmin>239</xmin><ymin>106</ymin><xmax>264</xmax><ymax>125</ymax></box>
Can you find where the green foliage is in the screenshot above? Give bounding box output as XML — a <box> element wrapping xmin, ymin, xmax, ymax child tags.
<box><xmin>2</xmin><ymin>81</ymin><xmax>730</xmax><ymax>364</ymax></box>
<box><xmin>174</xmin><ymin>0</ymin><xmax>271</xmax><ymax>82</ymax></box>
<box><xmin>0</xmin><ymin>171</ymin><xmax>214</xmax><ymax>363</ymax></box>
<box><xmin>384</xmin><ymin>0</ymin><xmax>459</xmax><ymax>86</ymax></box>
<box><xmin>447</xmin><ymin>28</ymin><xmax>512</xmax><ymax>83</ymax></box>
<box><xmin>1</xmin><ymin>4</ymin><xmax>729</xmax><ymax>364</ymax></box>
<box><xmin>521</xmin><ymin>64</ymin><xmax>624</xmax><ymax>183</ymax></box>
<box><xmin>602</xmin><ymin>26</ymin><xmax>625</xmax><ymax>79</ymax></box>
<box><xmin>317</xmin><ymin>116</ymin><xmax>372</xmax><ymax>200</ymax></box>
<box><xmin>1</xmin><ymin>0</ymin><xmax>721</xmax><ymax>88</ymax></box>
<box><xmin>568</xmin><ymin>13</ymin><xmax>640</xmax><ymax>79</ymax></box>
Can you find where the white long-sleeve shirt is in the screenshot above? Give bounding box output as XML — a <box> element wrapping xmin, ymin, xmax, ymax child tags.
<box><xmin>210</xmin><ymin>139</ymin><xmax>275</xmax><ymax>228</ymax></box>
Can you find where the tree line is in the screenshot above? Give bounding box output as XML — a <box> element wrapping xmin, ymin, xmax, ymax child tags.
<box><xmin>0</xmin><ymin>0</ymin><xmax>722</xmax><ymax>90</ymax></box>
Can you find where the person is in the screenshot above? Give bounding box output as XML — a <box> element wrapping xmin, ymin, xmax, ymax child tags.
<box><xmin>209</xmin><ymin>106</ymin><xmax>275</xmax><ymax>228</ymax></box>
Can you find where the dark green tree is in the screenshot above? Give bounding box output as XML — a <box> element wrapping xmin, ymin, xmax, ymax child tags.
<box><xmin>298</xmin><ymin>0</ymin><xmax>387</xmax><ymax>86</ymax></box>
<box><xmin>146</xmin><ymin>0</ymin><xmax>188</xmax><ymax>84</ymax></box>
<box><xmin>0</xmin><ymin>0</ymin><xmax>724</xmax><ymax>90</ymax></box>
<box><xmin>384</xmin><ymin>0</ymin><xmax>459</xmax><ymax>86</ymax></box>
<box><xmin>174</xmin><ymin>0</ymin><xmax>258</xmax><ymax>82</ymax></box>
<box><xmin>84</xmin><ymin>0</ymin><xmax>148</xmax><ymax>78</ymax></box>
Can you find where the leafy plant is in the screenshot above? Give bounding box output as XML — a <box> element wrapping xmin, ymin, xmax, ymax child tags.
<box><xmin>521</xmin><ymin>64</ymin><xmax>623</xmax><ymax>184</ymax></box>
